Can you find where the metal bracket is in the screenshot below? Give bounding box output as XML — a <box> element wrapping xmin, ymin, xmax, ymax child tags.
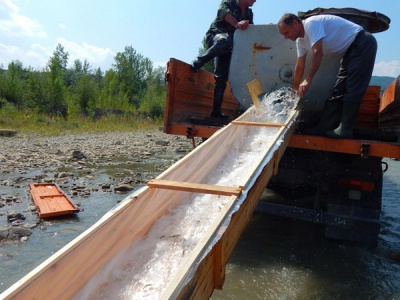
<box><xmin>361</xmin><ymin>143</ymin><xmax>370</xmax><ymax>158</ymax></box>
<box><xmin>186</xmin><ymin>127</ymin><xmax>197</xmax><ymax>148</ymax></box>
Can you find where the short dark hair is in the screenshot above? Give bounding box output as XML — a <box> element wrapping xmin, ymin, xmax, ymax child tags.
<box><xmin>278</xmin><ymin>13</ymin><xmax>301</xmax><ymax>27</ymax></box>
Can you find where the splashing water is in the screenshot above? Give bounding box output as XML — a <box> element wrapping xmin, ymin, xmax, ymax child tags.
<box><xmin>254</xmin><ymin>87</ymin><xmax>300</xmax><ymax>124</ymax></box>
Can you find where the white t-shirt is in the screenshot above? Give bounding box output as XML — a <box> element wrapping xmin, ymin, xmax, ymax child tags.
<box><xmin>296</xmin><ymin>15</ymin><xmax>363</xmax><ymax>57</ymax></box>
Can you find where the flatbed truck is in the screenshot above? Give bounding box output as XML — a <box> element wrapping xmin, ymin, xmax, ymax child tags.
<box><xmin>163</xmin><ymin>7</ymin><xmax>400</xmax><ymax>249</ymax></box>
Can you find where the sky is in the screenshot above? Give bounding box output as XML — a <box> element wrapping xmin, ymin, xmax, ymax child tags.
<box><xmin>0</xmin><ymin>0</ymin><xmax>399</xmax><ymax>77</ymax></box>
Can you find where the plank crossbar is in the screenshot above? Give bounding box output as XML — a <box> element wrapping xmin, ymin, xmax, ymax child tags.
<box><xmin>39</xmin><ymin>195</ymin><xmax>61</xmax><ymax>199</ymax></box>
<box><xmin>231</xmin><ymin>121</ymin><xmax>285</xmax><ymax>127</ymax></box>
<box><xmin>147</xmin><ymin>179</ymin><xmax>242</xmax><ymax>196</ymax></box>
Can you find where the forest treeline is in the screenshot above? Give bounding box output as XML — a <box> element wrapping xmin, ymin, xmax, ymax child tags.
<box><xmin>0</xmin><ymin>43</ymin><xmax>166</xmax><ymax>120</ymax></box>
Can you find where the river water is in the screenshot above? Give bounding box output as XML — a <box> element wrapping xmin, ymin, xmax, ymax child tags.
<box><xmin>1</xmin><ymin>154</ymin><xmax>399</xmax><ymax>298</ymax></box>
<box><xmin>211</xmin><ymin>157</ymin><xmax>400</xmax><ymax>299</ymax></box>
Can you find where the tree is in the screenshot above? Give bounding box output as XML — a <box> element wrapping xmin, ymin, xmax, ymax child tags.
<box><xmin>48</xmin><ymin>43</ymin><xmax>69</xmax><ymax>80</ymax></box>
<box><xmin>140</xmin><ymin>66</ymin><xmax>166</xmax><ymax>117</ymax></box>
<box><xmin>113</xmin><ymin>46</ymin><xmax>151</xmax><ymax>108</ymax></box>
<box><xmin>24</xmin><ymin>69</ymin><xmax>50</xmax><ymax>110</ymax></box>
<box><xmin>98</xmin><ymin>69</ymin><xmax>130</xmax><ymax>111</ymax></box>
<box><xmin>45</xmin><ymin>43</ymin><xmax>69</xmax><ymax>116</ymax></box>
<box><xmin>0</xmin><ymin>60</ymin><xmax>25</xmax><ymax>107</ymax></box>
<box><xmin>72</xmin><ymin>74</ymin><xmax>98</xmax><ymax>116</ymax></box>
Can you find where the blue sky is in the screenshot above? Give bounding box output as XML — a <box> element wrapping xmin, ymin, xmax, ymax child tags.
<box><xmin>0</xmin><ymin>0</ymin><xmax>399</xmax><ymax>77</ymax></box>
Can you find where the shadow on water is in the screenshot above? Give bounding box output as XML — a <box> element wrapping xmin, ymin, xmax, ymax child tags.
<box><xmin>212</xmin><ymin>159</ymin><xmax>400</xmax><ymax>299</ymax></box>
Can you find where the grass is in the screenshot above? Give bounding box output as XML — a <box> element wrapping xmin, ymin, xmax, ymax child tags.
<box><xmin>0</xmin><ymin>107</ymin><xmax>163</xmax><ymax>136</ymax></box>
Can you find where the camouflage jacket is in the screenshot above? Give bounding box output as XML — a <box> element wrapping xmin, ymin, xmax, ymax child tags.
<box><xmin>206</xmin><ymin>0</ymin><xmax>254</xmax><ymax>36</ymax></box>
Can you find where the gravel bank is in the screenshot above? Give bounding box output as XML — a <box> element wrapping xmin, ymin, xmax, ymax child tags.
<box><xmin>0</xmin><ymin>129</ymin><xmax>190</xmax><ymax>173</ymax></box>
<box><xmin>0</xmin><ymin>129</ymin><xmax>196</xmax><ymax>240</ymax></box>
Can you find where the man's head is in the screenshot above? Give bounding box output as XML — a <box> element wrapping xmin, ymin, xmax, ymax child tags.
<box><xmin>277</xmin><ymin>13</ymin><xmax>304</xmax><ymax>41</ymax></box>
<box><xmin>240</xmin><ymin>0</ymin><xmax>256</xmax><ymax>8</ymax></box>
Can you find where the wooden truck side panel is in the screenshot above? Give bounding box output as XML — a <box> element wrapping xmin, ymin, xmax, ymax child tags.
<box><xmin>164</xmin><ymin>58</ymin><xmax>240</xmax><ymax>139</ymax></box>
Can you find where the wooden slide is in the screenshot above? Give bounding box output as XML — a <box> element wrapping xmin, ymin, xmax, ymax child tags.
<box><xmin>1</xmin><ymin>84</ymin><xmax>300</xmax><ymax>299</ymax></box>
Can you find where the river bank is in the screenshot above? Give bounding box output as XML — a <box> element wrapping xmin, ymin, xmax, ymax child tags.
<box><xmin>1</xmin><ymin>128</ymin><xmax>201</xmax><ymax>292</ymax></box>
<box><xmin>0</xmin><ymin>128</ymin><xmax>196</xmax><ymax>240</ymax></box>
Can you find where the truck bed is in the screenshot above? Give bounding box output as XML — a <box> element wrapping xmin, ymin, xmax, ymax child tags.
<box><xmin>164</xmin><ymin>58</ymin><xmax>400</xmax><ymax>155</ymax></box>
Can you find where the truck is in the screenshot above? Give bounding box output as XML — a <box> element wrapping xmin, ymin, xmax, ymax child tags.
<box><xmin>163</xmin><ymin>7</ymin><xmax>400</xmax><ymax>249</ymax></box>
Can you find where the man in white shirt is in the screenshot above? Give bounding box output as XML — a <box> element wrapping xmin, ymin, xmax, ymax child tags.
<box><xmin>278</xmin><ymin>13</ymin><xmax>377</xmax><ymax>138</ymax></box>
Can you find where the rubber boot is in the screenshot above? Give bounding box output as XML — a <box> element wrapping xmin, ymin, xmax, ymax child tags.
<box><xmin>327</xmin><ymin>102</ymin><xmax>361</xmax><ymax>139</ymax></box>
<box><xmin>211</xmin><ymin>81</ymin><xmax>229</xmax><ymax>119</ymax></box>
<box><xmin>191</xmin><ymin>36</ymin><xmax>230</xmax><ymax>73</ymax></box>
<box><xmin>303</xmin><ymin>100</ymin><xmax>342</xmax><ymax>135</ymax></box>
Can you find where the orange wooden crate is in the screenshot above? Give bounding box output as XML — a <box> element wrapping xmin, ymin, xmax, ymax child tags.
<box><xmin>29</xmin><ymin>183</ymin><xmax>79</xmax><ymax>218</ymax></box>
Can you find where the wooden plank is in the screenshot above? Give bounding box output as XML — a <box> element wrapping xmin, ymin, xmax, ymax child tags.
<box><xmin>147</xmin><ymin>179</ymin><xmax>242</xmax><ymax>196</ymax></box>
<box><xmin>164</xmin><ymin>123</ymin><xmax>220</xmax><ymax>139</ymax></box>
<box><xmin>213</xmin><ymin>239</ymin><xmax>225</xmax><ymax>289</ymax></box>
<box><xmin>247</xmin><ymin>79</ymin><xmax>264</xmax><ymax>109</ymax></box>
<box><xmin>232</xmin><ymin>121</ymin><xmax>285</xmax><ymax>127</ymax></box>
<box><xmin>379</xmin><ymin>76</ymin><xmax>400</xmax><ymax>113</ymax></box>
<box><xmin>0</xmin><ymin>129</ymin><xmax>17</xmax><ymax>136</ymax></box>
<box><xmin>29</xmin><ymin>183</ymin><xmax>79</xmax><ymax>218</ymax></box>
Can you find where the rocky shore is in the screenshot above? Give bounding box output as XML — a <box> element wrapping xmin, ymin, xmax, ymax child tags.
<box><xmin>0</xmin><ymin>128</ymin><xmax>197</xmax><ymax>241</ymax></box>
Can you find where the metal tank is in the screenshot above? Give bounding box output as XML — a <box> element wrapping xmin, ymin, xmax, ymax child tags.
<box><xmin>229</xmin><ymin>7</ymin><xmax>390</xmax><ymax>121</ymax></box>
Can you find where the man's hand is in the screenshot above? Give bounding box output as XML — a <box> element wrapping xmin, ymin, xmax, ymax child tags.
<box><xmin>236</xmin><ymin>20</ymin><xmax>250</xmax><ymax>30</ymax></box>
<box><xmin>224</xmin><ymin>14</ymin><xmax>250</xmax><ymax>30</ymax></box>
<box><xmin>298</xmin><ymin>79</ymin><xmax>311</xmax><ymax>98</ymax></box>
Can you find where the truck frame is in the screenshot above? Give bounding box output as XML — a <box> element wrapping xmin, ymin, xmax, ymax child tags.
<box><xmin>163</xmin><ymin>8</ymin><xmax>399</xmax><ymax>249</ymax></box>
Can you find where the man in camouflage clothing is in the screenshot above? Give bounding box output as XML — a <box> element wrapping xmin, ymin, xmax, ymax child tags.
<box><xmin>191</xmin><ymin>0</ymin><xmax>256</xmax><ymax>119</ymax></box>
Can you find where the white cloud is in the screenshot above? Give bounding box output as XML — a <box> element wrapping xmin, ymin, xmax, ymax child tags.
<box><xmin>0</xmin><ymin>0</ymin><xmax>46</xmax><ymax>38</ymax></box>
<box><xmin>0</xmin><ymin>38</ymin><xmax>116</xmax><ymax>71</ymax></box>
<box><xmin>0</xmin><ymin>42</ymin><xmax>49</xmax><ymax>69</ymax></box>
<box><xmin>56</xmin><ymin>38</ymin><xmax>116</xmax><ymax>70</ymax></box>
<box><xmin>373</xmin><ymin>60</ymin><xmax>400</xmax><ymax>78</ymax></box>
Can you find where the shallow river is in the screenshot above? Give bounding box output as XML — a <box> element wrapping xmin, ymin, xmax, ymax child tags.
<box><xmin>212</xmin><ymin>158</ymin><xmax>400</xmax><ymax>299</ymax></box>
<box><xmin>1</xmin><ymin>157</ymin><xmax>399</xmax><ymax>298</ymax></box>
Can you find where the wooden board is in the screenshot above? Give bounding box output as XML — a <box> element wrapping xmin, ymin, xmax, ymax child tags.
<box><xmin>379</xmin><ymin>76</ymin><xmax>400</xmax><ymax>129</ymax></box>
<box><xmin>163</xmin><ymin>58</ymin><xmax>240</xmax><ymax>137</ymax></box>
<box><xmin>147</xmin><ymin>179</ymin><xmax>243</xmax><ymax>196</ymax></box>
<box><xmin>0</xmin><ymin>129</ymin><xmax>17</xmax><ymax>136</ymax></box>
<box><xmin>29</xmin><ymin>183</ymin><xmax>79</xmax><ymax>218</ymax></box>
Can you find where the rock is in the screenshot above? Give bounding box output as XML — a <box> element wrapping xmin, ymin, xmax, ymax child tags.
<box><xmin>155</xmin><ymin>140</ymin><xmax>169</xmax><ymax>146</ymax></box>
<box><xmin>7</xmin><ymin>211</ymin><xmax>26</xmax><ymax>222</ymax></box>
<box><xmin>114</xmin><ymin>184</ymin><xmax>134</xmax><ymax>192</ymax></box>
<box><xmin>72</xmin><ymin>150</ymin><xmax>86</xmax><ymax>159</ymax></box>
<box><xmin>0</xmin><ymin>226</ymin><xmax>32</xmax><ymax>241</ymax></box>
<box><xmin>101</xmin><ymin>183</ymin><xmax>111</xmax><ymax>189</ymax></box>
<box><xmin>57</xmin><ymin>172</ymin><xmax>73</xmax><ymax>178</ymax></box>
